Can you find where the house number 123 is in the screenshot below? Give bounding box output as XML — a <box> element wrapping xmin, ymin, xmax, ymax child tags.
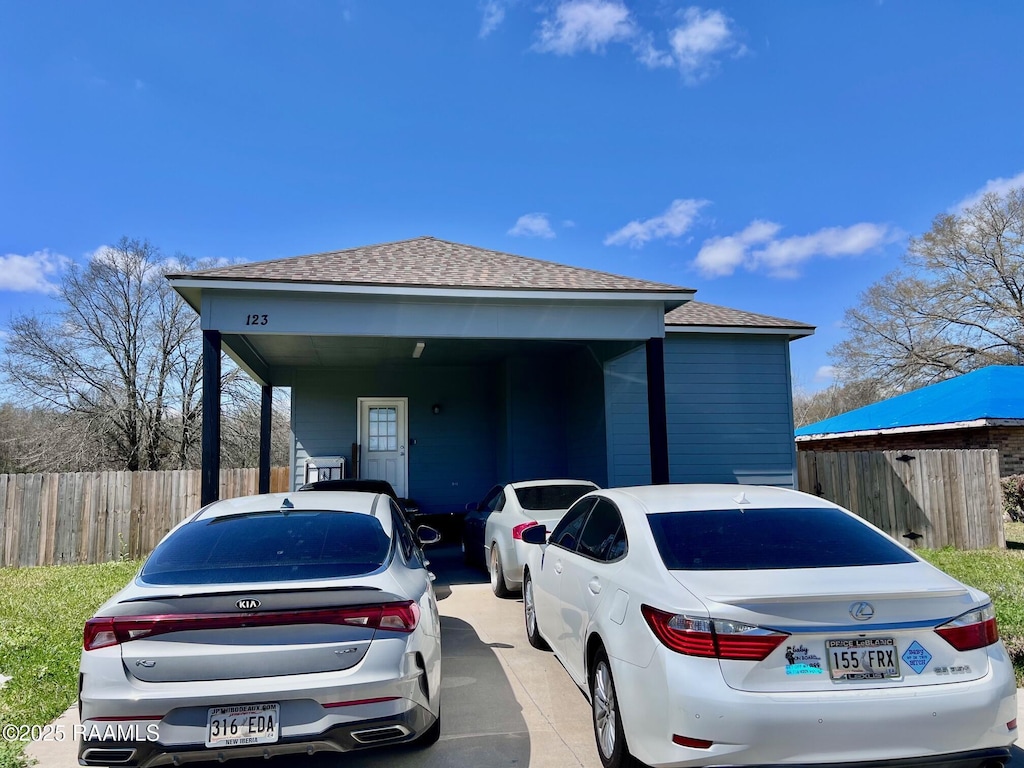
<box><xmin>246</xmin><ymin>314</ymin><xmax>269</xmax><ymax>326</ymax></box>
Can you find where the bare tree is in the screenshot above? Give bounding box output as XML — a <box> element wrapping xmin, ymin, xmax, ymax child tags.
<box><xmin>1</xmin><ymin>238</ymin><xmax>204</xmax><ymax>471</ymax></box>
<box><xmin>832</xmin><ymin>188</ymin><xmax>1024</xmax><ymax>390</ymax></box>
<box><xmin>792</xmin><ymin>378</ymin><xmax>886</xmax><ymax>428</ymax></box>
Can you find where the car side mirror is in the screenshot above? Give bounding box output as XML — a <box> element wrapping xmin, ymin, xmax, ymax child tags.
<box><xmin>416</xmin><ymin>525</ymin><xmax>442</xmax><ymax>546</ymax></box>
<box><xmin>520</xmin><ymin>524</ymin><xmax>547</xmax><ymax>545</ymax></box>
<box><xmin>465</xmin><ymin>501</ymin><xmax>480</xmax><ymax>513</ymax></box>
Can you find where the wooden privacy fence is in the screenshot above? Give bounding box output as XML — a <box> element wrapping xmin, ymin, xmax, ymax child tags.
<box><xmin>797</xmin><ymin>449</ymin><xmax>1004</xmax><ymax>550</ymax></box>
<box><xmin>0</xmin><ymin>467</ymin><xmax>290</xmax><ymax>568</ymax></box>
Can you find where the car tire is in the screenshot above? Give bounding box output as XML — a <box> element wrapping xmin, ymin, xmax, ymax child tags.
<box><xmin>489</xmin><ymin>545</ymin><xmax>512</xmax><ymax>598</ymax></box>
<box><xmin>410</xmin><ymin>707</ymin><xmax>441</xmax><ymax>748</ymax></box>
<box><xmin>523</xmin><ymin>571</ymin><xmax>550</xmax><ymax>650</ymax></box>
<box><xmin>591</xmin><ymin>650</ymin><xmax>636</xmax><ymax>768</ymax></box>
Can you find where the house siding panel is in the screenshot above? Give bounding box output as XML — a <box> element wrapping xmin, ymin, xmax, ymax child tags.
<box><xmin>503</xmin><ymin>359</ymin><xmax>568</xmax><ymax>481</ymax></box>
<box><xmin>566</xmin><ymin>348</ymin><xmax>609</xmax><ymax>487</ymax></box>
<box><xmin>291</xmin><ymin>366</ymin><xmax>499</xmax><ymax>512</ymax></box>
<box><xmin>605</xmin><ymin>334</ymin><xmax>798</xmax><ymax>488</ymax></box>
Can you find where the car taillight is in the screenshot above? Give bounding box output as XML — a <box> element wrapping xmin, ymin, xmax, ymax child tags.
<box><xmin>83</xmin><ymin>601</ymin><xmax>420</xmax><ymax>650</ymax></box>
<box><xmin>512</xmin><ymin>521</ymin><xmax>539</xmax><ymax>540</ymax></box>
<box><xmin>934</xmin><ymin>604</ymin><xmax>998</xmax><ymax>651</ymax></box>
<box><xmin>641</xmin><ymin>605</ymin><xmax>789</xmax><ymax>661</ymax></box>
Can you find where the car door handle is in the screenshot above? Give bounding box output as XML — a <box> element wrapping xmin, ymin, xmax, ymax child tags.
<box><xmin>554</xmin><ymin>561</ymin><xmax>563</xmax><ymax>574</ymax></box>
<box><xmin>588</xmin><ymin>578</ymin><xmax>602</xmax><ymax>595</ymax></box>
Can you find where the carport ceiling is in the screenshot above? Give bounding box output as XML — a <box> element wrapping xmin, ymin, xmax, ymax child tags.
<box><xmin>225</xmin><ymin>334</ymin><xmax>601</xmax><ymax>370</ymax></box>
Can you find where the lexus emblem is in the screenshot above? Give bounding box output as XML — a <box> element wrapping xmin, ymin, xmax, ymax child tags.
<box><xmin>236</xmin><ymin>598</ymin><xmax>261</xmax><ymax>610</ymax></box>
<box><xmin>849</xmin><ymin>602</ymin><xmax>875</xmax><ymax>621</ymax></box>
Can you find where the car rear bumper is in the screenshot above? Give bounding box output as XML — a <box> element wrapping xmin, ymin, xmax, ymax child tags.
<box><xmin>79</xmin><ymin>636</ymin><xmax>440</xmax><ymax>765</ymax></box>
<box><xmin>611</xmin><ymin>649</ymin><xmax>1018</xmax><ymax>768</ymax></box>
<box><xmin>707</xmin><ymin>748</ymin><xmax>1014</xmax><ymax>768</ymax></box>
<box><xmin>78</xmin><ymin>703</ymin><xmax>437</xmax><ymax>767</ymax></box>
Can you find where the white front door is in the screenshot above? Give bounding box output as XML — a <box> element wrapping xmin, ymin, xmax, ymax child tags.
<box><xmin>358</xmin><ymin>398</ymin><xmax>408</xmax><ymax>497</ymax></box>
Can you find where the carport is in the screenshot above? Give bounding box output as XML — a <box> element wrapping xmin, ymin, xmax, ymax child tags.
<box><xmin>167</xmin><ymin>237</ymin><xmax>693</xmax><ymax>508</ymax></box>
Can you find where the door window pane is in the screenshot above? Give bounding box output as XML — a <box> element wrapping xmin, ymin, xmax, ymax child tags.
<box><xmin>368</xmin><ymin>407</ymin><xmax>398</xmax><ymax>452</ymax></box>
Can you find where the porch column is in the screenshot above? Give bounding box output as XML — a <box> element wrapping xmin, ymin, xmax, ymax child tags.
<box><xmin>201</xmin><ymin>329</ymin><xmax>222</xmax><ymax>507</ymax></box>
<box><xmin>646</xmin><ymin>337</ymin><xmax>670</xmax><ymax>484</ymax></box>
<box><xmin>258</xmin><ymin>384</ymin><xmax>273</xmax><ymax>494</ymax></box>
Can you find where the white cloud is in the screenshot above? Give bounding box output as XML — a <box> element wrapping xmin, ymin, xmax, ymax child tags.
<box><xmin>508</xmin><ymin>213</ymin><xmax>556</xmax><ymax>239</ymax></box>
<box><xmin>695</xmin><ymin>221</ymin><xmax>899</xmax><ymax>278</ymax></box>
<box><xmin>534</xmin><ymin>0</ymin><xmax>635</xmax><ymax>55</ymax></box>
<box><xmin>693</xmin><ymin>219</ymin><xmax>780</xmax><ymax>276</ymax></box>
<box><xmin>604</xmin><ymin>198</ymin><xmax>709</xmax><ymax>248</ymax></box>
<box><xmin>669</xmin><ymin>7</ymin><xmax>743</xmax><ymax>83</ymax></box>
<box><xmin>532</xmin><ymin>3</ymin><xmax>742</xmax><ymax>83</ymax></box>
<box><xmin>952</xmin><ymin>170</ymin><xmax>1024</xmax><ymax>211</ymax></box>
<box><xmin>479</xmin><ymin>0</ymin><xmax>512</xmax><ymax>38</ymax></box>
<box><xmin>814</xmin><ymin>365</ymin><xmax>837</xmax><ymax>383</ymax></box>
<box><xmin>0</xmin><ymin>250</ymin><xmax>69</xmax><ymax>294</ymax></box>
<box><xmin>632</xmin><ymin>32</ymin><xmax>675</xmax><ymax>69</ymax></box>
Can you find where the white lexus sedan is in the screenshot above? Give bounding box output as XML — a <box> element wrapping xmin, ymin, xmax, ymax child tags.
<box><xmin>520</xmin><ymin>484</ymin><xmax>1018</xmax><ymax>768</ymax></box>
<box><xmin>78</xmin><ymin>491</ymin><xmax>442</xmax><ymax>767</ymax></box>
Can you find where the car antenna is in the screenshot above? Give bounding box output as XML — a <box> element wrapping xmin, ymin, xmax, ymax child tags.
<box><xmin>281</xmin><ymin>497</ymin><xmax>294</xmax><ymax>515</ymax></box>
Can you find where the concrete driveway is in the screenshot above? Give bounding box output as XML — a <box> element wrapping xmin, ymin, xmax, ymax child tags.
<box><xmin>28</xmin><ymin>544</ymin><xmax>1023</xmax><ymax>768</ymax></box>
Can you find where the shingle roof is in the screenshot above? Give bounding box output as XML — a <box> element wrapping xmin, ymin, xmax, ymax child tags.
<box><xmin>795</xmin><ymin>366</ymin><xmax>1024</xmax><ymax>438</ymax></box>
<box><xmin>665</xmin><ymin>301</ymin><xmax>814</xmax><ymax>331</ymax></box>
<box><xmin>173</xmin><ymin>236</ymin><xmax>690</xmax><ymax>294</ymax></box>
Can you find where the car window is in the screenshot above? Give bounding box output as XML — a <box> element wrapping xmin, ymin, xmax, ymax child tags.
<box><xmin>646</xmin><ymin>507</ymin><xmax>919</xmax><ymax>570</ymax></box>
<box><xmin>140</xmin><ymin>510</ymin><xmax>392</xmax><ymax>585</ymax></box>
<box><xmin>391</xmin><ymin>502</ymin><xmax>415</xmax><ymax>561</ymax></box>
<box><xmin>577</xmin><ymin>499</ymin><xmax>626</xmax><ymax>562</ymax></box>
<box><xmin>512</xmin><ymin>484</ymin><xmax>595</xmax><ymax>511</ymax></box>
<box><xmin>487</xmin><ymin>489</ymin><xmax>506</xmax><ymax>513</ymax></box>
<box><xmin>479</xmin><ymin>485</ymin><xmax>501</xmax><ymax>512</ymax></box>
<box><xmin>549</xmin><ymin>497</ymin><xmax>596</xmax><ymax>552</ymax></box>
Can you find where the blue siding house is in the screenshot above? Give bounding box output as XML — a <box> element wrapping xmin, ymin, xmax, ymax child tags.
<box><xmin>168</xmin><ymin>237</ymin><xmax>813</xmax><ymax>508</ymax></box>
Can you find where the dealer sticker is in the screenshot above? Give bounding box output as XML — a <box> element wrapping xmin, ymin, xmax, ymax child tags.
<box><xmin>901</xmin><ymin>641</ymin><xmax>932</xmax><ymax>675</ymax></box>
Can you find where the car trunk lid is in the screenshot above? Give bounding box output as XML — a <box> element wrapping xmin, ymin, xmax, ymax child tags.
<box><xmin>109</xmin><ymin>585</ymin><xmax>411</xmax><ymax>683</ymax></box>
<box><xmin>669</xmin><ymin>563</ymin><xmax>994</xmax><ymax>692</ymax></box>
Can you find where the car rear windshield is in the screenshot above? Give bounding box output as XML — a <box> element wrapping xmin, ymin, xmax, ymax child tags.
<box><xmin>647</xmin><ymin>507</ymin><xmax>918</xmax><ymax>570</ymax></box>
<box><xmin>140</xmin><ymin>511</ymin><xmax>392</xmax><ymax>585</ymax></box>
<box><xmin>513</xmin><ymin>484</ymin><xmax>594</xmax><ymax>511</ymax></box>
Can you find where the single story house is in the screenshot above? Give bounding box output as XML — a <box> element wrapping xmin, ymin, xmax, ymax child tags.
<box><xmin>795</xmin><ymin>366</ymin><xmax>1024</xmax><ymax>477</ymax></box>
<box><xmin>167</xmin><ymin>236</ymin><xmax>814</xmax><ymax>510</ymax></box>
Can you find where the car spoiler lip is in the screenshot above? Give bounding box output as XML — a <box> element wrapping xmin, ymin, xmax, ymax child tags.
<box><xmin>703</xmin><ymin>586</ymin><xmax>970</xmax><ymax>605</ymax></box>
<box><xmin>118</xmin><ymin>585</ymin><xmax>384</xmax><ymax>603</ymax></box>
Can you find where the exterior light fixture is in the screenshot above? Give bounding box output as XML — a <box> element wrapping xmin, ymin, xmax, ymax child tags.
<box><xmin>432</xmin><ymin>404</ymin><xmax>441</xmax><ymax>415</ymax></box>
<box><xmin>412</xmin><ymin>342</ymin><xmax>425</xmax><ymax>359</ymax></box>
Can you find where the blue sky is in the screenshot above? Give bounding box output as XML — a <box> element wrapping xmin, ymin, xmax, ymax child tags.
<box><xmin>2</xmin><ymin>1</ymin><xmax>1024</xmax><ymax>393</ymax></box>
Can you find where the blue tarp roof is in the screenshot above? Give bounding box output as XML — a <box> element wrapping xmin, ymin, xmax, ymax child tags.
<box><xmin>795</xmin><ymin>366</ymin><xmax>1024</xmax><ymax>437</ymax></box>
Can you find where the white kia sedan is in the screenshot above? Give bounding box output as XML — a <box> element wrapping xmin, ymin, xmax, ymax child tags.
<box><xmin>471</xmin><ymin>479</ymin><xmax>598</xmax><ymax>597</ymax></box>
<box><xmin>78</xmin><ymin>491</ymin><xmax>442</xmax><ymax>767</ymax></box>
<box><xmin>520</xmin><ymin>484</ymin><xmax>1018</xmax><ymax>768</ymax></box>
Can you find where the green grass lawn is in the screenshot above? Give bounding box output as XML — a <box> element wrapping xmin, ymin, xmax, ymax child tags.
<box><xmin>0</xmin><ymin>560</ymin><xmax>140</xmax><ymax>768</ymax></box>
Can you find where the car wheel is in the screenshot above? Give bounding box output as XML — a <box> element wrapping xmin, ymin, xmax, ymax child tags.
<box><xmin>489</xmin><ymin>545</ymin><xmax>512</xmax><ymax>598</ymax></box>
<box><xmin>591</xmin><ymin>650</ymin><xmax>635</xmax><ymax>768</ymax></box>
<box><xmin>410</xmin><ymin>706</ymin><xmax>441</xmax><ymax>748</ymax></box>
<box><xmin>523</xmin><ymin>571</ymin><xmax>550</xmax><ymax>650</ymax></box>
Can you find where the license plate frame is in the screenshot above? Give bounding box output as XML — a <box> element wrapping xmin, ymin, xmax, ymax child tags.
<box><xmin>206</xmin><ymin>703</ymin><xmax>280</xmax><ymax>748</ymax></box>
<box><xmin>826</xmin><ymin>637</ymin><xmax>900</xmax><ymax>681</ymax></box>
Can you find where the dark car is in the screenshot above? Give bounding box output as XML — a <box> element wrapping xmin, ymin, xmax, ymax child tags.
<box><xmin>298</xmin><ymin>479</ymin><xmax>421</xmax><ymax>524</ymax></box>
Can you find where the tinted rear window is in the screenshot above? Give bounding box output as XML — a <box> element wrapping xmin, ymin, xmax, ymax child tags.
<box><xmin>140</xmin><ymin>511</ymin><xmax>391</xmax><ymax>585</ymax></box>
<box><xmin>647</xmin><ymin>507</ymin><xmax>917</xmax><ymax>570</ymax></box>
<box><xmin>513</xmin><ymin>484</ymin><xmax>594</xmax><ymax>511</ymax></box>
